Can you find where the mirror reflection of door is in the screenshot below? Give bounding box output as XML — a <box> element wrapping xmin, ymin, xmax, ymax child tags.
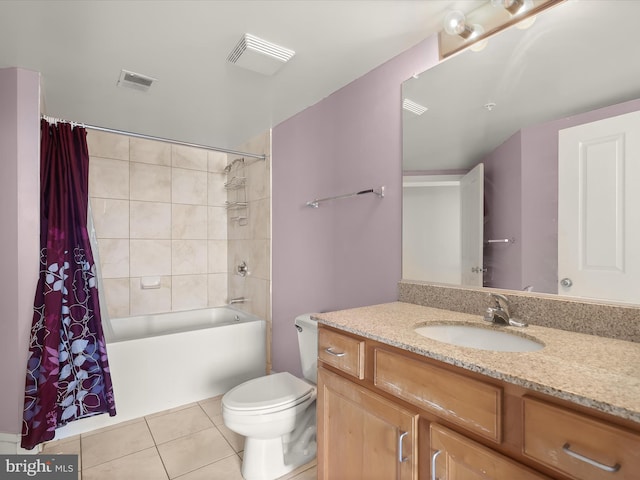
<box><xmin>558</xmin><ymin>110</ymin><xmax>640</xmax><ymax>304</ymax></box>
<box><xmin>402</xmin><ymin>165</ymin><xmax>483</xmax><ymax>286</ymax></box>
<box><xmin>461</xmin><ymin>163</ymin><xmax>484</xmax><ymax>287</ymax></box>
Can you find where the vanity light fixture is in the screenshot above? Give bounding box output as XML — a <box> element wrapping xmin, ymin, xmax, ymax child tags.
<box><xmin>439</xmin><ymin>0</ymin><xmax>564</xmax><ymax>59</ymax></box>
<box><xmin>403</xmin><ymin>99</ymin><xmax>428</xmax><ymax>116</ymax></box>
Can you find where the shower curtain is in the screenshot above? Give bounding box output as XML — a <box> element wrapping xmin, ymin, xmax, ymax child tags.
<box><xmin>21</xmin><ymin>119</ymin><xmax>116</xmax><ymax>450</ymax></box>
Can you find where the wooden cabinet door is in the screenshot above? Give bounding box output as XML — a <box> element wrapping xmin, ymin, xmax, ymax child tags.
<box><xmin>430</xmin><ymin>424</ymin><xmax>550</xmax><ymax>480</ymax></box>
<box><xmin>317</xmin><ymin>367</ymin><xmax>418</xmax><ymax>480</ymax></box>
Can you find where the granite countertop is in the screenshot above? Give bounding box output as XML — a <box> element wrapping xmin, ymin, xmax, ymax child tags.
<box><xmin>315</xmin><ymin>301</ymin><xmax>640</xmax><ymax>424</ymax></box>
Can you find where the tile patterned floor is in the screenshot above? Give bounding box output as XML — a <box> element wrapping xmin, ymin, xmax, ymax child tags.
<box><xmin>40</xmin><ymin>395</ymin><xmax>317</xmax><ymax>480</ymax></box>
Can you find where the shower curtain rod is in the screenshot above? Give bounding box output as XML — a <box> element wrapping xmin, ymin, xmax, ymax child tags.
<box><xmin>40</xmin><ymin>115</ymin><xmax>267</xmax><ymax>160</ymax></box>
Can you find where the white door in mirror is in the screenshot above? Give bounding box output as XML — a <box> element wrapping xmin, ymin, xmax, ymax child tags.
<box><xmin>558</xmin><ymin>110</ymin><xmax>640</xmax><ymax>303</ymax></box>
<box><xmin>461</xmin><ymin>163</ymin><xmax>484</xmax><ymax>287</ymax></box>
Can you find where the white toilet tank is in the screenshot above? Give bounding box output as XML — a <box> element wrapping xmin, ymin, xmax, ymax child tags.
<box><xmin>295</xmin><ymin>314</ymin><xmax>318</xmax><ymax>384</ymax></box>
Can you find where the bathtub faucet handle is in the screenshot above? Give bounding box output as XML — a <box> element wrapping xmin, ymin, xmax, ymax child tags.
<box><xmin>236</xmin><ymin>261</ymin><xmax>249</xmax><ymax>277</ymax></box>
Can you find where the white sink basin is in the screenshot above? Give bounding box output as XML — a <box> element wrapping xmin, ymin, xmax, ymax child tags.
<box><xmin>414</xmin><ymin>324</ymin><xmax>544</xmax><ymax>352</ymax></box>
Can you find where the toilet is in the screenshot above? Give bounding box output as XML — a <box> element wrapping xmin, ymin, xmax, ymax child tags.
<box><xmin>222</xmin><ymin>314</ymin><xmax>318</xmax><ymax>480</ymax></box>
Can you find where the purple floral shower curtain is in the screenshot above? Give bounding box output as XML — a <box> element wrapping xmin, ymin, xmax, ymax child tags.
<box><xmin>21</xmin><ymin>119</ymin><xmax>116</xmax><ymax>450</ymax></box>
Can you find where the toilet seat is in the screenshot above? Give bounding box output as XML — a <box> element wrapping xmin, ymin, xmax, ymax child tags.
<box><xmin>223</xmin><ymin>372</ymin><xmax>316</xmax><ymax>416</ymax></box>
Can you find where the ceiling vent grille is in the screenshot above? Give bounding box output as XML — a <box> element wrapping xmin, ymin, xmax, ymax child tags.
<box><xmin>227</xmin><ymin>33</ymin><xmax>295</xmax><ymax>76</ymax></box>
<box><xmin>117</xmin><ymin>69</ymin><xmax>156</xmax><ymax>92</ymax></box>
<box><xmin>403</xmin><ymin>98</ymin><xmax>428</xmax><ymax>116</ymax></box>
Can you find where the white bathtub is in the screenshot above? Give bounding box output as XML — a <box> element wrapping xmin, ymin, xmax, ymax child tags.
<box><xmin>54</xmin><ymin>307</ymin><xmax>266</xmax><ymax>438</ymax></box>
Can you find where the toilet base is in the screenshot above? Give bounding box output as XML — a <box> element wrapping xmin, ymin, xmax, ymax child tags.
<box><xmin>241</xmin><ymin>436</ymin><xmax>316</xmax><ymax>480</ymax></box>
<box><xmin>240</xmin><ymin>411</ymin><xmax>317</xmax><ymax>480</ymax></box>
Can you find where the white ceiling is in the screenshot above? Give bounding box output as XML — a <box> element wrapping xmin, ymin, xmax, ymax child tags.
<box><xmin>0</xmin><ymin>0</ymin><xmax>484</xmax><ymax>150</ymax></box>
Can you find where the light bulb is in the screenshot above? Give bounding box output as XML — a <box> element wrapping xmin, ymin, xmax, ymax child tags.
<box><xmin>443</xmin><ymin>10</ymin><xmax>475</xmax><ymax>40</ymax></box>
<box><xmin>491</xmin><ymin>0</ymin><xmax>531</xmax><ymax>15</ymax></box>
<box><xmin>469</xmin><ymin>24</ymin><xmax>488</xmax><ymax>52</ymax></box>
<box><xmin>443</xmin><ymin>10</ymin><xmax>467</xmax><ymax>36</ymax></box>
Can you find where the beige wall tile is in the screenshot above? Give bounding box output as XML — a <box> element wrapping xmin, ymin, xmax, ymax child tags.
<box><xmin>208</xmin><ymin>240</ymin><xmax>227</xmax><ymax>273</ymax></box>
<box><xmin>208</xmin><ymin>151</ymin><xmax>228</xmax><ymax>173</ymax></box>
<box><xmin>172</xmin><ymin>204</ymin><xmax>207</xmax><ymax>240</ymax></box>
<box><xmin>172</xmin><ymin>144</ymin><xmax>208</xmax><ymax>171</ymax></box>
<box><xmin>90</xmin><ymin>198</ymin><xmax>129</xmax><ymax>239</ymax></box>
<box><xmin>130</xmin><ymin>162</ymin><xmax>171</xmax><ymax>202</ymax></box>
<box><xmin>208</xmin><ymin>172</ymin><xmax>227</xmax><ymax>206</ymax></box>
<box><xmin>86</xmin><ymin>130</ymin><xmax>129</xmax><ymax>161</ymax></box>
<box><xmin>97</xmin><ymin>238</ymin><xmax>129</xmax><ymax>278</ymax></box>
<box><xmin>208</xmin><ymin>207</ymin><xmax>227</xmax><ymax>240</ymax></box>
<box><xmin>246</xmin><ymin>158</ymin><xmax>270</xmax><ymax>201</ymax></box>
<box><xmin>89</xmin><ymin>157</ymin><xmax>129</xmax><ymax>199</ymax></box>
<box><xmin>250</xmin><ymin>197</ymin><xmax>270</xmax><ymax>240</ymax></box>
<box><xmin>208</xmin><ymin>274</ymin><xmax>228</xmax><ymax>307</ymax></box>
<box><xmin>101</xmin><ymin>278</ymin><xmax>130</xmax><ymax>319</ymax></box>
<box><xmin>172</xmin><ymin>275</ymin><xmax>208</xmax><ymax>311</ymax></box>
<box><xmin>172</xmin><ymin>240</ymin><xmax>207</xmax><ymax>275</ymax></box>
<box><xmin>129</xmin><ymin>276</ymin><xmax>171</xmax><ymax>316</ymax></box>
<box><xmin>130</xmin><ymin>239</ymin><xmax>171</xmax><ymax>277</ymax></box>
<box><xmin>130</xmin><ymin>137</ymin><xmax>171</xmax><ymax>166</ymax></box>
<box><xmin>244</xmin><ymin>276</ymin><xmax>269</xmax><ymax>320</ymax></box>
<box><xmin>243</xmin><ymin>239</ymin><xmax>269</xmax><ymax>281</ymax></box>
<box><xmin>130</xmin><ymin>201</ymin><xmax>171</xmax><ymax>239</ymax></box>
<box><xmin>172</xmin><ymin>168</ymin><xmax>207</xmax><ymax>205</ymax></box>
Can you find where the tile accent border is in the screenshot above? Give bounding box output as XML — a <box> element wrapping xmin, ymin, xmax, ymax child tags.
<box><xmin>399</xmin><ymin>281</ymin><xmax>640</xmax><ymax>343</ymax></box>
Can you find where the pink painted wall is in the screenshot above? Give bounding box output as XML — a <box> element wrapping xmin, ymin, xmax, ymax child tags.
<box><xmin>482</xmin><ymin>132</ymin><xmax>523</xmax><ymax>290</ymax></box>
<box><xmin>0</xmin><ymin>67</ymin><xmax>40</xmax><ymax>434</ymax></box>
<box><xmin>271</xmin><ymin>37</ymin><xmax>439</xmax><ymax>376</ymax></box>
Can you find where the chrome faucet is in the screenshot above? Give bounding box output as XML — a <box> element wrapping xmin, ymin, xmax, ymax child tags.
<box><xmin>229</xmin><ymin>297</ymin><xmax>246</xmax><ymax>305</ymax></box>
<box><xmin>484</xmin><ymin>293</ymin><xmax>527</xmax><ymax>327</ymax></box>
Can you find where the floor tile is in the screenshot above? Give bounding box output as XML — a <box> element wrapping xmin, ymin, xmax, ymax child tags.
<box><xmin>289</xmin><ymin>465</ymin><xmax>317</xmax><ymax>480</ymax></box>
<box><xmin>215</xmin><ymin>422</ymin><xmax>244</xmax><ymax>453</ymax></box>
<box><xmin>146</xmin><ymin>405</ymin><xmax>213</xmax><ymax>444</ymax></box>
<box><xmin>41</xmin><ymin>435</ymin><xmax>82</xmax><ymax>470</ymax></box>
<box><xmin>198</xmin><ymin>396</ymin><xmax>223</xmax><ymax>425</ymax></box>
<box><xmin>82</xmin><ymin>447</ymin><xmax>168</xmax><ymax>480</ymax></box>
<box><xmin>146</xmin><ymin>402</ymin><xmax>197</xmax><ymax>420</ymax></box>
<box><xmin>280</xmin><ymin>460</ymin><xmax>317</xmax><ymax>480</ymax></box>
<box><xmin>80</xmin><ymin>416</ymin><xmax>145</xmax><ymax>437</ymax></box>
<box><xmin>81</xmin><ymin>420</ymin><xmax>155</xmax><ymax>469</ymax></box>
<box><xmin>174</xmin><ymin>454</ymin><xmax>244</xmax><ymax>480</ymax></box>
<box><xmin>157</xmin><ymin>427</ymin><xmax>235</xmax><ymax>478</ymax></box>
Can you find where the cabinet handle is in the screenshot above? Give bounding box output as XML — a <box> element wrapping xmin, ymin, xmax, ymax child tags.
<box><xmin>431</xmin><ymin>449</ymin><xmax>442</xmax><ymax>480</ymax></box>
<box><xmin>325</xmin><ymin>347</ymin><xmax>346</xmax><ymax>357</ymax></box>
<box><xmin>398</xmin><ymin>431</ymin><xmax>409</xmax><ymax>463</ymax></box>
<box><xmin>562</xmin><ymin>443</ymin><xmax>621</xmax><ymax>473</ymax></box>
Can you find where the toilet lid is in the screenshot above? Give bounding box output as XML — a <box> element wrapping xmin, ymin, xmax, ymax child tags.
<box><xmin>223</xmin><ymin>372</ymin><xmax>314</xmax><ymax>412</ymax></box>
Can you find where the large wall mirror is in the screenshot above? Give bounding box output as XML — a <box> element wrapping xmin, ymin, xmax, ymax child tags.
<box><xmin>402</xmin><ymin>0</ymin><xmax>640</xmax><ymax>305</ymax></box>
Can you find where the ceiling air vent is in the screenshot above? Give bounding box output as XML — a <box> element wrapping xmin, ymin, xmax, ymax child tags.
<box><xmin>117</xmin><ymin>69</ymin><xmax>156</xmax><ymax>92</ymax></box>
<box><xmin>403</xmin><ymin>98</ymin><xmax>428</xmax><ymax>116</ymax></box>
<box><xmin>227</xmin><ymin>33</ymin><xmax>295</xmax><ymax>76</ymax></box>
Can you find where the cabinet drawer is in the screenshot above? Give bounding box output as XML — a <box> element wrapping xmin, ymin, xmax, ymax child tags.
<box><xmin>374</xmin><ymin>348</ymin><xmax>502</xmax><ymax>442</ymax></box>
<box><xmin>523</xmin><ymin>396</ymin><xmax>640</xmax><ymax>480</ymax></box>
<box><xmin>318</xmin><ymin>328</ymin><xmax>364</xmax><ymax>379</ymax></box>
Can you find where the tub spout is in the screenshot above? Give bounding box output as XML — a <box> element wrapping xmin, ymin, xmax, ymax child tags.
<box><xmin>229</xmin><ymin>297</ymin><xmax>246</xmax><ymax>305</ymax></box>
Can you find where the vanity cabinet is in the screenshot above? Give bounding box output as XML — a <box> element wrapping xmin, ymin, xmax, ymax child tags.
<box><xmin>317</xmin><ymin>324</ymin><xmax>640</xmax><ymax>480</ymax></box>
<box><xmin>317</xmin><ymin>367</ymin><xmax>418</xmax><ymax>480</ymax></box>
<box><xmin>430</xmin><ymin>423</ymin><xmax>549</xmax><ymax>480</ymax></box>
